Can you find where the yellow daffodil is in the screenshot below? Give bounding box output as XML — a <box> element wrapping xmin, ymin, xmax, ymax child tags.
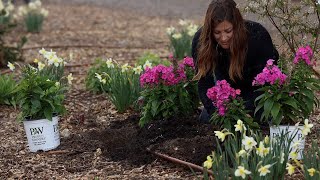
<box><xmin>55</xmin><ymin>82</ymin><xmax>60</xmax><ymax>87</ymax></box>
<box><xmin>307</xmin><ymin>168</ymin><xmax>316</xmax><ymax>177</ymax></box>
<box><xmin>101</xmin><ymin>79</ymin><xmax>106</xmax><ymax>84</ymax></box>
<box><xmin>67</xmin><ymin>73</ymin><xmax>73</xmax><ymax>85</ymax></box>
<box><xmin>214</xmin><ymin>129</ymin><xmax>233</xmax><ymax>142</ymax></box>
<box><xmin>234</xmin><ymin>119</ymin><xmax>247</xmax><ymax>133</ymax></box>
<box><xmin>256</xmin><ymin>142</ymin><xmax>270</xmax><ymax>157</ymax></box>
<box><xmin>264</xmin><ymin>135</ymin><xmax>269</xmax><ymax>145</ymax></box>
<box><xmin>258</xmin><ymin>164</ymin><xmax>271</xmax><ymax>176</ymax></box>
<box><xmin>143</xmin><ymin>60</ymin><xmax>152</xmax><ymax>70</ymax></box>
<box><xmin>234</xmin><ymin>166</ymin><xmax>251</xmax><ymax>179</ymax></box>
<box><xmin>133</xmin><ymin>65</ymin><xmax>143</xmax><ymax>75</ymax></box>
<box><xmin>242</xmin><ymin>136</ymin><xmax>257</xmax><ymax>150</ymax></box>
<box><xmin>286</xmin><ymin>163</ymin><xmax>295</xmax><ymax>175</ymax></box>
<box><xmin>7</xmin><ymin>62</ymin><xmax>15</xmax><ymax>71</ymax></box>
<box><xmin>289</xmin><ymin>151</ymin><xmax>298</xmax><ymax>160</ymax></box>
<box><xmin>187</xmin><ymin>24</ymin><xmax>198</xmax><ymax>36</ymax></box>
<box><xmin>301</xmin><ymin>119</ymin><xmax>313</xmax><ymax>136</ymax></box>
<box><xmin>34</xmin><ymin>58</ymin><xmax>39</xmax><ymax>63</ymax></box>
<box><xmin>203</xmin><ymin>155</ymin><xmax>213</xmax><ymax>169</ymax></box>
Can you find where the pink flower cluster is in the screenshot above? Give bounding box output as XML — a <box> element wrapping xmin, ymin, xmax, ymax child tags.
<box><xmin>182</xmin><ymin>57</ymin><xmax>195</xmax><ymax>69</ymax></box>
<box><xmin>140</xmin><ymin>57</ymin><xmax>195</xmax><ymax>88</ymax></box>
<box><xmin>206</xmin><ymin>80</ymin><xmax>241</xmax><ymax>116</ymax></box>
<box><xmin>140</xmin><ymin>65</ymin><xmax>186</xmax><ymax>87</ymax></box>
<box><xmin>293</xmin><ymin>46</ymin><xmax>313</xmax><ymax>65</ymax></box>
<box><xmin>252</xmin><ymin>59</ymin><xmax>287</xmax><ymax>86</ymax></box>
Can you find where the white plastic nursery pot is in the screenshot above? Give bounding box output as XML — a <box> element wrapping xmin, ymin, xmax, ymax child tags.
<box><xmin>23</xmin><ymin>116</ymin><xmax>60</xmax><ymax>152</ymax></box>
<box><xmin>269</xmin><ymin>125</ymin><xmax>305</xmax><ymax>160</ymax></box>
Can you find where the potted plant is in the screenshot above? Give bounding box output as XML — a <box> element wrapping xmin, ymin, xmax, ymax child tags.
<box><xmin>13</xmin><ymin>48</ymin><xmax>72</xmax><ymax>152</ymax></box>
<box><xmin>253</xmin><ymin>46</ymin><xmax>320</xmax><ymax>159</ymax></box>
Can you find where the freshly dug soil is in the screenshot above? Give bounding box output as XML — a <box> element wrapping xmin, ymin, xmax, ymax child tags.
<box><xmin>58</xmin><ymin>112</ymin><xmax>218</xmax><ymax>169</ymax></box>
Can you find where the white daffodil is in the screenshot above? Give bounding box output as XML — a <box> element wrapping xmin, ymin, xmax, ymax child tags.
<box><xmin>7</xmin><ymin>62</ymin><xmax>15</xmax><ymax>71</ymax></box>
<box><xmin>39</xmin><ymin>48</ymin><xmax>47</xmax><ymax>55</ymax></box>
<box><xmin>307</xmin><ymin>168</ymin><xmax>316</xmax><ymax>177</ymax></box>
<box><xmin>121</xmin><ymin>63</ymin><xmax>130</xmax><ymax>72</ymax></box>
<box><xmin>106</xmin><ymin>58</ymin><xmax>114</xmax><ymax>68</ymax></box>
<box><xmin>242</xmin><ymin>136</ymin><xmax>257</xmax><ymax>150</ymax></box>
<box><xmin>301</xmin><ymin>119</ymin><xmax>313</xmax><ymax>136</ymax></box>
<box><xmin>214</xmin><ymin>129</ymin><xmax>233</xmax><ymax>142</ymax></box>
<box><xmin>234</xmin><ymin>119</ymin><xmax>247</xmax><ymax>133</ymax></box>
<box><xmin>166</xmin><ymin>26</ymin><xmax>175</xmax><ymax>35</ymax></box>
<box><xmin>234</xmin><ymin>166</ymin><xmax>251</xmax><ymax>179</ymax></box>
<box><xmin>67</xmin><ymin>73</ymin><xmax>73</xmax><ymax>85</ymax></box>
<box><xmin>238</xmin><ymin>149</ymin><xmax>247</xmax><ymax>157</ymax></box>
<box><xmin>28</xmin><ymin>2</ymin><xmax>37</xmax><ymax>10</ymax></box>
<box><xmin>50</xmin><ymin>56</ymin><xmax>62</xmax><ymax>67</ymax></box>
<box><xmin>55</xmin><ymin>82</ymin><xmax>60</xmax><ymax>87</ymax></box>
<box><xmin>178</xmin><ymin>19</ymin><xmax>189</xmax><ymax>26</ymax></box>
<box><xmin>38</xmin><ymin>62</ymin><xmax>45</xmax><ymax>71</ymax></box>
<box><xmin>40</xmin><ymin>8</ymin><xmax>48</xmax><ymax>17</ymax></box>
<box><xmin>187</xmin><ymin>24</ymin><xmax>198</xmax><ymax>36</ymax></box>
<box><xmin>34</xmin><ymin>58</ymin><xmax>39</xmax><ymax>63</ymax></box>
<box><xmin>133</xmin><ymin>65</ymin><xmax>143</xmax><ymax>75</ymax></box>
<box><xmin>34</xmin><ymin>0</ymin><xmax>42</xmax><ymax>8</ymax></box>
<box><xmin>286</xmin><ymin>163</ymin><xmax>295</xmax><ymax>175</ymax></box>
<box><xmin>17</xmin><ymin>6</ymin><xmax>27</xmax><ymax>16</ymax></box>
<box><xmin>0</xmin><ymin>1</ymin><xmax>4</xmax><ymax>10</ymax></box>
<box><xmin>172</xmin><ymin>33</ymin><xmax>182</xmax><ymax>39</ymax></box>
<box><xmin>143</xmin><ymin>60</ymin><xmax>152</xmax><ymax>70</ymax></box>
<box><xmin>280</xmin><ymin>152</ymin><xmax>285</xmax><ymax>164</ymax></box>
<box><xmin>6</xmin><ymin>2</ymin><xmax>14</xmax><ymax>12</ymax></box>
<box><xmin>256</xmin><ymin>142</ymin><xmax>270</xmax><ymax>157</ymax></box>
<box><xmin>203</xmin><ymin>155</ymin><xmax>213</xmax><ymax>169</ymax></box>
<box><xmin>258</xmin><ymin>164</ymin><xmax>272</xmax><ymax>176</ymax></box>
<box><xmin>95</xmin><ymin>73</ymin><xmax>102</xmax><ymax>81</ymax></box>
<box><xmin>292</xmin><ymin>140</ymin><xmax>302</xmax><ymax>150</ymax></box>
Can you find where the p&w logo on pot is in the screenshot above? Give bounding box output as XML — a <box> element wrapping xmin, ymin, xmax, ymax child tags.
<box><xmin>30</xmin><ymin>127</ymin><xmax>44</xmax><ymax>135</ymax></box>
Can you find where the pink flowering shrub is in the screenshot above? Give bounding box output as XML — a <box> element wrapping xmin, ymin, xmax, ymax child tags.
<box><xmin>253</xmin><ymin>46</ymin><xmax>320</xmax><ymax>126</ymax></box>
<box><xmin>207</xmin><ymin>80</ymin><xmax>258</xmax><ymax>131</ymax></box>
<box><xmin>139</xmin><ymin>57</ymin><xmax>199</xmax><ymax>127</ymax></box>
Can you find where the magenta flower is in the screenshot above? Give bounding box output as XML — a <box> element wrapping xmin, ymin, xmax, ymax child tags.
<box><xmin>293</xmin><ymin>46</ymin><xmax>313</xmax><ymax>65</ymax></box>
<box><xmin>183</xmin><ymin>56</ymin><xmax>195</xmax><ymax>69</ymax></box>
<box><xmin>252</xmin><ymin>59</ymin><xmax>287</xmax><ymax>86</ymax></box>
<box><xmin>207</xmin><ymin>80</ymin><xmax>241</xmax><ymax>116</ymax></box>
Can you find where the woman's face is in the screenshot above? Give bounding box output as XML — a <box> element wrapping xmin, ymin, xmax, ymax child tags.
<box><xmin>213</xmin><ymin>20</ymin><xmax>233</xmax><ymax>49</ymax></box>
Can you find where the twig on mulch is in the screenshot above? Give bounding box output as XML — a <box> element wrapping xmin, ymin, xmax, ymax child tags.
<box><xmin>146</xmin><ymin>148</ymin><xmax>213</xmax><ymax>176</ymax></box>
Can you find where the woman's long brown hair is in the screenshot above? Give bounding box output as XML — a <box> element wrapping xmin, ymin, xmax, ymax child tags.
<box><xmin>194</xmin><ymin>0</ymin><xmax>248</xmax><ymax>82</ymax></box>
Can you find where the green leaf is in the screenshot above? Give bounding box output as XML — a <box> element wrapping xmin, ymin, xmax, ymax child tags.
<box><xmin>283</xmin><ymin>99</ymin><xmax>298</xmax><ymax>109</ymax></box>
<box><xmin>264</xmin><ymin>98</ymin><xmax>274</xmax><ymax>118</ymax></box>
<box><xmin>271</xmin><ymin>102</ymin><xmax>281</xmax><ymax>120</ymax></box>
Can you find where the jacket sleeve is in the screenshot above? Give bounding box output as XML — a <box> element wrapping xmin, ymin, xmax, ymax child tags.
<box><xmin>192</xmin><ymin>28</ymin><xmax>216</xmax><ymax>115</ymax></box>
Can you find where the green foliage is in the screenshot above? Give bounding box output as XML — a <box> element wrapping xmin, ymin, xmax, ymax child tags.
<box><xmin>85</xmin><ymin>58</ymin><xmax>113</xmax><ymax>93</ymax></box>
<box><xmin>211</xmin><ymin>97</ymin><xmax>259</xmax><ymax>131</ymax></box>
<box><xmin>135</xmin><ymin>52</ymin><xmax>170</xmax><ymax>67</ymax></box>
<box><xmin>166</xmin><ymin>20</ymin><xmax>198</xmax><ymax>59</ymax></box>
<box><xmin>0</xmin><ymin>74</ymin><xmax>17</xmax><ymax>106</ymax></box>
<box><xmin>0</xmin><ymin>10</ymin><xmax>26</xmax><ymax>67</ymax></box>
<box><xmin>24</xmin><ymin>12</ymin><xmax>44</xmax><ymax>33</ymax></box>
<box><xmin>139</xmin><ymin>83</ymin><xmax>194</xmax><ymax>127</ymax></box>
<box><xmin>303</xmin><ymin>141</ymin><xmax>320</xmax><ymax>179</ymax></box>
<box><xmin>102</xmin><ymin>67</ymin><xmax>141</xmax><ymax>113</ymax></box>
<box><xmin>16</xmin><ymin>65</ymin><xmax>66</xmax><ymax>121</ymax></box>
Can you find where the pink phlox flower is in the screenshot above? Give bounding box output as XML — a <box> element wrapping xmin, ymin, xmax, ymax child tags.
<box><xmin>206</xmin><ymin>80</ymin><xmax>240</xmax><ymax>116</ymax></box>
<box><xmin>182</xmin><ymin>56</ymin><xmax>195</xmax><ymax>69</ymax></box>
<box><xmin>293</xmin><ymin>46</ymin><xmax>313</xmax><ymax>65</ymax></box>
<box><xmin>252</xmin><ymin>59</ymin><xmax>287</xmax><ymax>86</ymax></box>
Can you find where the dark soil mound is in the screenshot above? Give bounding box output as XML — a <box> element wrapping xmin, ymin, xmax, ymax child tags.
<box><xmin>58</xmin><ymin>113</ymin><xmax>218</xmax><ymax>169</ymax></box>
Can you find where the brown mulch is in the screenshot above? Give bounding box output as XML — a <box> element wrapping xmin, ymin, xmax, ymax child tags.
<box><xmin>0</xmin><ymin>1</ymin><xmax>319</xmax><ymax>180</ymax></box>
